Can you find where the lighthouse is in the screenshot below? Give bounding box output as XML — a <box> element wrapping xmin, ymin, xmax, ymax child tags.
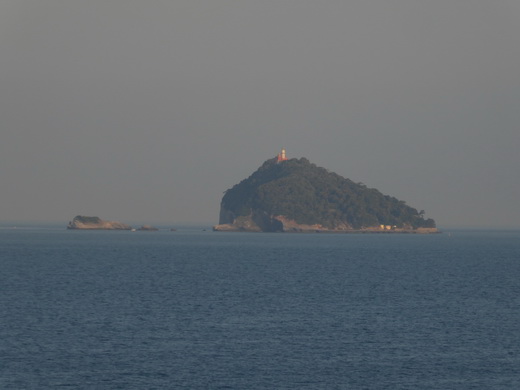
<box><xmin>277</xmin><ymin>147</ymin><xmax>288</xmax><ymax>163</ymax></box>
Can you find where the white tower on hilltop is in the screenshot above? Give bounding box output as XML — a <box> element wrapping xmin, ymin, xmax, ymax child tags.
<box><xmin>277</xmin><ymin>147</ymin><xmax>288</xmax><ymax>163</ymax></box>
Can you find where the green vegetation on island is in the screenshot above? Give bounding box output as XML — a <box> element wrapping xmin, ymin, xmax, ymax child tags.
<box><xmin>216</xmin><ymin>157</ymin><xmax>437</xmax><ymax>232</ymax></box>
<box><xmin>70</xmin><ymin>216</ymin><xmax>103</xmax><ymax>225</ymax></box>
<box><xmin>67</xmin><ymin>216</ymin><xmax>163</xmax><ymax>231</ymax></box>
<box><xmin>67</xmin><ymin>215</ymin><xmax>132</xmax><ymax>230</ymax></box>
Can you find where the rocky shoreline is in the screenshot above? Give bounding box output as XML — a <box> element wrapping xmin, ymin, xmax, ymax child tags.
<box><xmin>67</xmin><ymin>216</ymin><xmax>160</xmax><ymax>231</ymax></box>
<box><xmin>213</xmin><ymin>215</ymin><xmax>439</xmax><ymax>234</ymax></box>
<box><xmin>67</xmin><ymin>216</ymin><xmax>132</xmax><ymax>230</ymax></box>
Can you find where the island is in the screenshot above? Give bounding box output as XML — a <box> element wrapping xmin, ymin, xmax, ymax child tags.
<box><xmin>214</xmin><ymin>149</ymin><xmax>438</xmax><ymax>233</ymax></box>
<box><xmin>67</xmin><ymin>215</ymin><xmax>132</xmax><ymax>230</ymax></box>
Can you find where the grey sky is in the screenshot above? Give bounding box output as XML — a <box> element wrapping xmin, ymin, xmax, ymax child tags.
<box><xmin>1</xmin><ymin>1</ymin><xmax>519</xmax><ymax>227</ymax></box>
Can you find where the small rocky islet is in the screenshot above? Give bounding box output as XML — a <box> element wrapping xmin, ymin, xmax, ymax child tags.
<box><xmin>67</xmin><ymin>216</ymin><xmax>132</xmax><ymax>230</ymax></box>
<box><xmin>67</xmin><ymin>216</ymin><xmax>160</xmax><ymax>231</ymax></box>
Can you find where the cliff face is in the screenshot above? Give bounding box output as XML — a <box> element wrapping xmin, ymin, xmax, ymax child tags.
<box><xmin>214</xmin><ymin>157</ymin><xmax>438</xmax><ymax>233</ymax></box>
<box><xmin>67</xmin><ymin>216</ymin><xmax>132</xmax><ymax>230</ymax></box>
<box><xmin>213</xmin><ymin>213</ymin><xmax>342</xmax><ymax>233</ymax></box>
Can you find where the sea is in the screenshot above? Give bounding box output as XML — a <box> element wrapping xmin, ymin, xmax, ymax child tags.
<box><xmin>1</xmin><ymin>226</ymin><xmax>519</xmax><ymax>389</ymax></box>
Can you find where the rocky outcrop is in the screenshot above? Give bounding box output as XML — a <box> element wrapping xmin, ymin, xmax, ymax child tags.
<box><xmin>137</xmin><ymin>225</ymin><xmax>159</xmax><ymax>231</ymax></box>
<box><xmin>214</xmin><ymin>213</ymin><xmax>353</xmax><ymax>233</ymax></box>
<box><xmin>273</xmin><ymin>216</ymin><xmax>350</xmax><ymax>232</ymax></box>
<box><xmin>214</xmin><ymin>213</ymin><xmax>439</xmax><ymax>233</ymax></box>
<box><xmin>67</xmin><ymin>215</ymin><xmax>132</xmax><ymax>230</ymax></box>
<box><xmin>214</xmin><ymin>211</ymin><xmax>282</xmax><ymax>232</ymax></box>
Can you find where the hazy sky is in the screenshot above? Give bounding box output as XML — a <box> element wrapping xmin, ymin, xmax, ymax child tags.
<box><xmin>1</xmin><ymin>1</ymin><xmax>519</xmax><ymax>227</ymax></box>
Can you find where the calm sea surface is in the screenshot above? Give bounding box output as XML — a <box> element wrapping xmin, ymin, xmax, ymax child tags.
<box><xmin>1</xmin><ymin>227</ymin><xmax>519</xmax><ymax>389</ymax></box>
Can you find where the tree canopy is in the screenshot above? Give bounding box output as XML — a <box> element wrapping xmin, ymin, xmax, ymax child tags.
<box><xmin>220</xmin><ymin>158</ymin><xmax>436</xmax><ymax>229</ymax></box>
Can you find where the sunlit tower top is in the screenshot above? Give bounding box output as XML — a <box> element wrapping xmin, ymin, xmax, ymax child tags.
<box><xmin>277</xmin><ymin>147</ymin><xmax>288</xmax><ymax>163</ymax></box>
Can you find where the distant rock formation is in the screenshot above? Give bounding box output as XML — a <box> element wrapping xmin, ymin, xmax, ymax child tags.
<box><xmin>214</xmin><ymin>152</ymin><xmax>438</xmax><ymax>233</ymax></box>
<box><xmin>67</xmin><ymin>215</ymin><xmax>132</xmax><ymax>230</ymax></box>
<box><xmin>137</xmin><ymin>225</ymin><xmax>159</xmax><ymax>231</ymax></box>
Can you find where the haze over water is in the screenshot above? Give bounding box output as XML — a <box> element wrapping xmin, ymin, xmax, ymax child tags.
<box><xmin>1</xmin><ymin>1</ymin><xmax>520</xmax><ymax>228</ymax></box>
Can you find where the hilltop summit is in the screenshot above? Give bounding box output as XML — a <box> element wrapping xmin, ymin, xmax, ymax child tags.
<box><xmin>214</xmin><ymin>150</ymin><xmax>437</xmax><ymax>233</ymax></box>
